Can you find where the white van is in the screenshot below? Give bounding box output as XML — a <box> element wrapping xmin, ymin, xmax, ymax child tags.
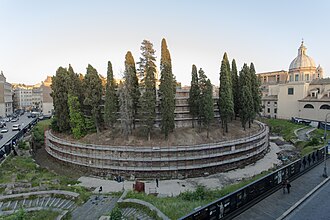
<box><xmin>12</xmin><ymin>124</ymin><xmax>20</xmax><ymax>131</ymax></box>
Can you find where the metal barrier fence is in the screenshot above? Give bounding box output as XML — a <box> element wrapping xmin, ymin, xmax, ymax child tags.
<box><xmin>179</xmin><ymin>146</ymin><xmax>328</xmax><ymax>220</ymax></box>
<box><xmin>0</xmin><ymin>118</ymin><xmax>38</xmax><ymax>163</ymax></box>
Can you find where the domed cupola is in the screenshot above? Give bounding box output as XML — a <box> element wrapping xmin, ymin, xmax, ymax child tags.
<box><xmin>289</xmin><ymin>41</ymin><xmax>316</xmax><ymax>71</ymax></box>
<box><xmin>288</xmin><ymin>41</ymin><xmax>319</xmax><ymax>82</ymax></box>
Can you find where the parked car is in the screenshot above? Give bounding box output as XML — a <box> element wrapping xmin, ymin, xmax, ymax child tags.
<box><xmin>0</xmin><ymin>121</ymin><xmax>6</xmax><ymax>128</ymax></box>
<box><xmin>12</xmin><ymin>124</ymin><xmax>21</xmax><ymax>131</ymax></box>
<box><xmin>11</xmin><ymin>118</ymin><xmax>19</xmax><ymax>122</ymax></box>
<box><xmin>3</xmin><ymin>117</ymin><xmax>11</xmax><ymax>122</ymax></box>
<box><xmin>1</xmin><ymin>128</ymin><xmax>8</xmax><ymax>133</ymax></box>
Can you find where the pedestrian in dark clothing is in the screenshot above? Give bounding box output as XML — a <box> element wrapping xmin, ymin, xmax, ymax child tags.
<box><xmin>282</xmin><ymin>180</ymin><xmax>286</xmax><ymax>194</ymax></box>
<box><xmin>286</xmin><ymin>180</ymin><xmax>291</xmax><ymax>194</ymax></box>
<box><xmin>156</xmin><ymin>178</ymin><xmax>159</xmax><ymax>188</ymax></box>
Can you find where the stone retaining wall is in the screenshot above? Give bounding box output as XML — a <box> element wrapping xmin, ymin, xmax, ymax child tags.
<box><xmin>45</xmin><ymin>122</ymin><xmax>269</xmax><ymax>178</ymax></box>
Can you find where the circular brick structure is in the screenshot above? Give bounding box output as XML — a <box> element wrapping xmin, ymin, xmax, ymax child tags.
<box><xmin>45</xmin><ymin>121</ymin><xmax>269</xmax><ymax>179</ymax></box>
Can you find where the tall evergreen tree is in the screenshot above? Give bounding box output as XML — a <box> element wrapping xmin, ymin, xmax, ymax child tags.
<box><xmin>137</xmin><ymin>40</ymin><xmax>157</xmax><ymax>81</ymax></box>
<box><xmin>159</xmin><ymin>38</ymin><xmax>175</xmax><ymax>139</ymax></box>
<box><xmin>202</xmin><ymin>78</ymin><xmax>214</xmax><ymax>138</ymax></box>
<box><xmin>68</xmin><ymin>93</ymin><xmax>86</xmax><ymax>139</ymax></box>
<box><xmin>188</xmin><ymin>64</ymin><xmax>200</xmax><ymax>128</ymax></box>
<box><xmin>219</xmin><ymin>53</ymin><xmax>234</xmax><ymax>133</ymax></box>
<box><xmin>239</xmin><ymin>64</ymin><xmax>254</xmax><ymax>129</ymax></box>
<box><xmin>197</xmin><ymin>68</ymin><xmax>207</xmax><ymax>128</ymax></box>
<box><xmin>231</xmin><ymin>59</ymin><xmax>240</xmax><ymax>119</ymax></box>
<box><xmin>104</xmin><ymin>61</ymin><xmax>118</xmax><ymax>128</ymax></box>
<box><xmin>51</xmin><ymin>67</ymin><xmax>71</xmax><ymax>132</ymax></box>
<box><xmin>250</xmin><ymin>63</ymin><xmax>261</xmax><ymax>118</ymax></box>
<box><xmin>125</xmin><ymin>51</ymin><xmax>140</xmax><ymax>129</ymax></box>
<box><xmin>118</xmin><ymin>81</ymin><xmax>133</xmax><ymax>139</ymax></box>
<box><xmin>83</xmin><ymin>64</ymin><xmax>103</xmax><ymax>133</ymax></box>
<box><xmin>138</xmin><ymin>40</ymin><xmax>157</xmax><ymax>141</ymax></box>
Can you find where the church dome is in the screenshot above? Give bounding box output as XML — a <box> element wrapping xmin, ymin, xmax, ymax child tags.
<box><xmin>289</xmin><ymin>41</ymin><xmax>316</xmax><ymax>71</ymax></box>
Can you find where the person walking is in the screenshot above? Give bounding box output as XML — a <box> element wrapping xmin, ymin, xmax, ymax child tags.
<box><xmin>286</xmin><ymin>180</ymin><xmax>291</xmax><ymax>194</ymax></box>
<box><xmin>282</xmin><ymin>180</ymin><xmax>286</xmax><ymax>194</ymax></box>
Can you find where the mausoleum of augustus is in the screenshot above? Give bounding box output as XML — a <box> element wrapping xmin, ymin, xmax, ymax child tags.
<box><xmin>45</xmin><ymin>88</ymin><xmax>269</xmax><ymax>179</ymax></box>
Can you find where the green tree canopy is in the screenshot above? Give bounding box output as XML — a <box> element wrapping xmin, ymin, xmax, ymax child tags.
<box><xmin>51</xmin><ymin>67</ymin><xmax>71</xmax><ymax>132</ymax></box>
<box><xmin>138</xmin><ymin>40</ymin><xmax>157</xmax><ymax>141</ymax></box>
<box><xmin>104</xmin><ymin>61</ymin><xmax>118</xmax><ymax>128</ymax></box>
<box><xmin>83</xmin><ymin>64</ymin><xmax>103</xmax><ymax>133</ymax></box>
<box><xmin>125</xmin><ymin>51</ymin><xmax>140</xmax><ymax>129</ymax></box>
<box><xmin>219</xmin><ymin>52</ymin><xmax>234</xmax><ymax>133</ymax></box>
<box><xmin>188</xmin><ymin>64</ymin><xmax>200</xmax><ymax>128</ymax></box>
<box><xmin>159</xmin><ymin>38</ymin><xmax>176</xmax><ymax>139</ymax></box>
<box><xmin>68</xmin><ymin>93</ymin><xmax>86</xmax><ymax>139</ymax></box>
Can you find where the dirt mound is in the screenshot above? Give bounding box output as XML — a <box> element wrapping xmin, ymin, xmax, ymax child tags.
<box><xmin>54</xmin><ymin>120</ymin><xmax>261</xmax><ymax>147</ymax></box>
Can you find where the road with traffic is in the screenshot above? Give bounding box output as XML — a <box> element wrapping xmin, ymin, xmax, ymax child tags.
<box><xmin>0</xmin><ymin>113</ymin><xmax>36</xmax><ymax>147</ymax></box>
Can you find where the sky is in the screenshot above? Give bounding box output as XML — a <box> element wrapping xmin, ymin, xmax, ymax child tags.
<box><xmin>0</xmin><ymin>0</ymin><xmax>330</xmax><ymax>86</ymax></box>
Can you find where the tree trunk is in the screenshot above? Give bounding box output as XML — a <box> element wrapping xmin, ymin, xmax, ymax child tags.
<box><xmin>207</xmin><ymin>125</ymin><xmax>209</xmax><ymax>138</ymax></box>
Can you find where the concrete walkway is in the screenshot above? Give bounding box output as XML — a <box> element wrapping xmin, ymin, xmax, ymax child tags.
<box><xmin>295</xmin><ymin>127</ymin><xmax>316</xmax><ymax>141</ymax></box>
<box><xmin>78</xmin><ymin>142</ymin><xmax>282</xmax><ymax>197</ymax></box>
<box><xmin>234</xmin><ymin>158</ymin><xmax>330</xmax><ymax>220</ymax></box>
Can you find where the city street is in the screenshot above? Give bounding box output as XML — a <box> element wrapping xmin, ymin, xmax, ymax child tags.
<box><xmin>284</xmin><ymin>178</ymin><xmax>330</xmax><ymax>220</ymax></box>
<box><xmin>0</xmin><ymin>113</ymin><xmax>36</xmax><ymax>147</ymax></box>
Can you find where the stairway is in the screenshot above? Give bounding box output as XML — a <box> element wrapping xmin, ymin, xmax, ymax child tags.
<box><xmin>0</xmin><ymin>196</ymin><xmax>76</xmax><ymax>213</ymax></box>
<box><xmin>121</xmin><ymin>207</ymin><xmax>155</xmax><ymax>220</ymax></box>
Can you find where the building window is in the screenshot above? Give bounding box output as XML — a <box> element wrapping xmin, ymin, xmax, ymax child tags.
<box><xmin>267</xmin><ymin>108</ymin><xmax>270</xmax><ymax>113</ymax></box>
<box><xmin>288</xmin><ymin>88</ymin><xmax>294</xmax><ymax>95</ymax></box>
<box><xmin>306</xmin><ymin>74</ymin><xmax>310</xmax><ymax>81</ymax></box>
<box><xmin>295</xmin><ymin>74</ymin><xmax>299</xmax><ymax>81</ymax></box>
<box><xmin>276</xmin><ymin>75</ymin><xmax>280</xmax><ymax>82</ymax></box>
<box><xmin>289</xmin><ymin>75</ymin><xmax>293</xmax><ymax>81</ymax></box>
<box><xmin>320</xmin><ymin>104</ymin><xmax>330</xmax><ymax>110</ymax></box>
<box><xmin>304</xmin><ymin>104</ymin><xmax>314</xmax><ymax>109</ymax></box>
<box><xmin>274</xmin><ymin>108</ymin><xmax>277</xmax><ymax>114</ymax></box>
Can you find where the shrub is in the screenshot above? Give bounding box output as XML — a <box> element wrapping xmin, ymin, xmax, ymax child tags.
<box><xmin>109</xmin><ymin>206</ymin><xmax>122</xmax><ymax>220</ymax></box>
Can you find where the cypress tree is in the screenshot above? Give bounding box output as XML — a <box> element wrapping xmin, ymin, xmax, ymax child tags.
<box><xmin>118</xmin><ymin>81</ymin><xmax>133</xmax><ymax>140</ymax></box>
<box><xmin>203</xmin><ymin>78</ymin><xmax>214</xmax><ymax>138</ymax></box>
<box><xmin>83</xmin><ymin>64</ymin><xmax>103</xmax><ymax>133</ymax></box>
<box><xmin>138</xmin><ymin>40</ymin><xmax>157</xmax><ymax>141</ymax></box>
<box><xmin>51</xmin><ymin>67</ymin><xmax>71</xmax><ymax>132</ymax></box>
<box><xmin>188</xmin><ymin>64</ymin><xmax>199</xmax><ymax>128</ymax></box>
<box><xmin>68</xmin><ymin>93</ymin><xmax>86</xmax><ymax>139</ymax></box>
<box><xmin>104</xmin><ymin>61</ymin><xmax>118</xmax><ymax>128</ymax></box>
<box><xmin>159</xmin><ymin>38</ymin><xmax>175</xmax><ymax>139</ymax></box>
<box><xmin>231</xmin><ymin>59</ymin><xmax>240</xmax><ymax>119</ymax></box>
<box><xmin>219</xmin><ymin>53</ymin><xmax>234</xmax><ymax>133</ymax></box>
<box><xmin>250</xmin><ymin>63</ymin><xmax>261</xmax><ymax>118</ymax></box>
<box><xmin>125</xmin><ymin>51</ymin><xmax>140</xmax><ymax>129</ymax></box>
<box><xmin>239</xmin><ymin>64</ymin><xmax>254</xmax><ymax>129</ymax></box>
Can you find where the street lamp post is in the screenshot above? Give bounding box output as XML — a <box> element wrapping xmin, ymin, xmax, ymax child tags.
<box><xmin>323</xmin><ymin>113</ymin><xmax>330</xmax><ymax>178</ymax></box>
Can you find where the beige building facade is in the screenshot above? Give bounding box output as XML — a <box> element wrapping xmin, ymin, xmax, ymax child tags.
<box><xmin>0</xmin><ymin>71</ymin><xmax>13</xmax><ymax>117</ymax></box>
<box><xmin>259</xmin><ymin>41</ymin><xmax>329</xmax><ymax>121</ymax></box>
<box><xmin>12</xmin><ymin>76</ymin><xmax>53</xmax><ymax>114</ymax></box>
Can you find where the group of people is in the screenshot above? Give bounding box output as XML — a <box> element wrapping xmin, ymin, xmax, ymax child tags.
<box><xmin>282</xmin><ymin>179</ymin><xmax>292</xmax><ymax>194</ymax></box>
